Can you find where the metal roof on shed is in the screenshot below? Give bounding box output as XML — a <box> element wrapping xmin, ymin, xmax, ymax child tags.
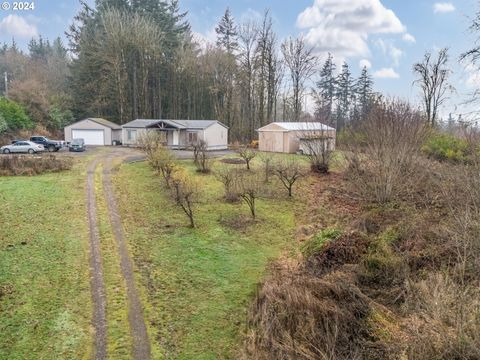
<box><xmin>258</xmin><ymin>122</ymin><xmax>335</xmax><ymax>132</ymax></box>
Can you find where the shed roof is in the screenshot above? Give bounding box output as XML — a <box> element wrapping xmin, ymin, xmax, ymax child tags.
<box><xmin>258</xmin><ymin>122</ymin><xmax>335</xmax><ymax>132</ymax></box>
<box><xmin>122</xmin><ymin>119</ymin><xmax>227</xmax><ymax>130</ymax></box>
<box><xmin>67</xmin><ymin>117</ymin><xmax>122</xmax><ymax>130</ymax></box>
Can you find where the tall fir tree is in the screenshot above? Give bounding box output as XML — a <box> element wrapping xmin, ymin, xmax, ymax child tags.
<box><xmin>314</xmin><ymin>53</ymin><xmax>336</xmax><ymax>125</ymax></box>
<box><xmin>215</xmin><ymin>8</ymin><xmax>238</xmax><ymax>54</ymax></box>
<box><xmin>335</xmin><ymin>62</ymin><xmax>354</xmax><ymax>130</ymax></box>
<box><xmin>355</xmin><ymin>66</ymin><xmax>374</xmax><ymax>119</ymax></box>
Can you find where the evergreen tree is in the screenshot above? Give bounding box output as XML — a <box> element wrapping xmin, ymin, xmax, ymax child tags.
<box><xmin>355</xmin><ymin>66</ymin><xmax>373</xmax><ymax>118</ymax></box>
<box><xmin>335</xmin><ymin>62</ymin><xmax>354</xmax><ymax>130</ymax></box>
<box><xmin>314</xmin><ymin>53</ymin><xmax>336</xmax><ymax>125</ymax></box>
<box><xmin>215</xmin><ymin>8</ymin><xmax>238</xmax><ymax>54</ymax></box>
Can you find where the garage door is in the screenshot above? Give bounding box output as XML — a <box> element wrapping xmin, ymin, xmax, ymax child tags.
<box><xmin>72</xmin><ymin>129</ymin><xmax>105</xmax><ymax>145</ymax></box>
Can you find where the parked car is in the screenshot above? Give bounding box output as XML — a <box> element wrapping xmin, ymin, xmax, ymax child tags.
<box><xmin>30</xmin><ymin>136</ymin><xmax>63</xmax><ymax>152</ymax></box>
<box><xmin>69</xmin><ymin>138</ymin><xmax>86</xmax><ymax>152</ymax></box>
<box><xmin>1</xmin><ymin>141</ymin><xmax>44</xmax><ymax>154</ymax></box>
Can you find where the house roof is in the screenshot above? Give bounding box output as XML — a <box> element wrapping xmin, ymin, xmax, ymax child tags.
<box><xmin>122</xmin><ymin>119</ymin><xmax>228</xmax><ymax>130</ymax></box>
<box><xmin>67</xmin><ymin>117</ymin><xmax>122</xmax><ymax>130</ymax></box>
<box><xmin>258</xmin><ymin>122</ymin><xmax>335</xmax><ymax>132</ymax></box>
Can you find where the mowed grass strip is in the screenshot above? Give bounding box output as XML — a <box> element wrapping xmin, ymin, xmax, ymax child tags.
<box><xmin>0</xmin><ymin>159</ymin><xmax>92</xmax><ymax>360</ymax></box>
<box><xmin>113</xmin><ymin>158</ymin><xmax>298</xmax><ymax>359</ymax></box>
<box><xmin>94</xmin><ymin>165</ymin><xmax>133</xmax><ymax>359</ymax></box>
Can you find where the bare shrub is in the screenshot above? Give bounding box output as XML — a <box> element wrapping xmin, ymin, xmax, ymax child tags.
<box><xmin>0</xmin><ymin>154</ymin><xmax>72</xmax><ymax>176</ymax></box>
<box><xmin>238</xmin><ymin>146</ymin><xmax>257</xmax><ymax>170</ymax></box>
<box><xmin>138</xmin><ymin>132</ymin><xmax>176</xmax><ymax>187</ymax></box>
<box><xmin>299</xmin><ymin>126</ymin><xmax>335</xmax><ymax>174</ymax></box>
<box><xmin>345</xmin><ymin>99</ymin><xmax>428</xmax><ymax>204</ymax></box>
<box><xmin>215</xmin><ymin>166</ymin><xmax>240</xmax><ymax>202</ymax></box>
<box><xmin>258</xmin><ymin>152</ymin><xmax>275</xmax><ymax>182</ymax></box>
<box><xmin>233</xmin><ymin>170</ymin><xmax>263</xmax><ymax>218</ymax></box>
<box><xmin>170</xmin><ymin>167</ymin><xmax>200</xmax><ymax>228</ymax></box>
<box><xmin>274</xmin><ymin>158</ymin><xmax>305</xmax><ymax>197</ymax></box>
<box><xmin>192</xmin><ymin>140</ymin><xmax>211</xmax><ymax>173</ymax></box>
<box><xmin>152</xmin><ymin>147</ymin><xmax>176</xmax><ymax>187</ymax></box>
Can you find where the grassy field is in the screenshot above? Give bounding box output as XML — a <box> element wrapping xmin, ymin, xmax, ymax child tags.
<box><xmin>113</xmin><ymin>156</ymin><xmax>302</xmax><ymax>359</ymax></box>
<box><xmin>0</xmin><ymin>158</ymin><xmax>92</xmax><ymax>359</ymax></box>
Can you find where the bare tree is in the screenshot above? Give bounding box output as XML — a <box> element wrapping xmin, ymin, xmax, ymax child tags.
<box><xmin>171</xmin><ymin>168</ymin><xmax>200</xmax><ymax>228</ymax></box>
<box><xmin>281</xmin><ymin>36</ymin><xmax>317</xmax><ymax>121</ymax></box>
<box><xmin>274</xmin><ymin>159</ymin><xmax>305</xmax><ymax>197</ymax></box>
<box><xmin>238</xmin><ymin>146</ymin><xmax>257</xmax><ymax>170</ymax></box>
<box><xmin>216</xmin><ymin>166</ymin><xmax>240</xmax><ymax>202</ymax></box>
<box><xmin>138</xmin><ymin>132</ymin><xmax>176</xmax><ymax>187</ymax></box>
<box><xmin>192</xmin><ymin>140</ymin><xmax>211</xmax><ymax>173</ymax></box>
<box><xmin>299</xmin><ymin>124</ymin><xmax>335</xmax><ymax>174</ymax></box>
<box><xmin>258</xmin><ymin>152</ymin><xmax>275</xmax><ymax>182</ymax></box>
<box><xmin>413</xmin><ymin>48</ymin><xmax>453</xmax><ymax>127</ymax></box>
<box><xmin>234</xmin><ymin>171</ymin><xmax>263</xmax><ymax>218</ymax></box>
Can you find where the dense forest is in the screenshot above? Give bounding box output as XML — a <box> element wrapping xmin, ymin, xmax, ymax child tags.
<box><xmin>0</xmin><ymin>0</ymin><xmax>376</xmax><ymax>141</ymax></box>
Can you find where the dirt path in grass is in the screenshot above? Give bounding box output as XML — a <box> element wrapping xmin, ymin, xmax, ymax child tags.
<box><xmin>102</xmin><ymin>150</ymin><xmax>151</xmax><ymax>360</ymax></box>
<box><xmin>86</xmin><ymin>159</ymin><xmax>107</xmax><ymax>360</ymax></box>
<box><xmin>86</xmin><ymin>148</ymin><xmax>150</xmax><ymax>360</ymax></box>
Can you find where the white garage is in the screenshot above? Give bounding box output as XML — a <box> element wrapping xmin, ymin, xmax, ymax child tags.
<box><xmin>72</xmin><ymin>129</ymin><xmax>105</xmax><ymax>145</ymax></box>
<box><xmin>64</xmin><ymin>118</ymin><xmax>122</xmax><ymax>146</ymax></box>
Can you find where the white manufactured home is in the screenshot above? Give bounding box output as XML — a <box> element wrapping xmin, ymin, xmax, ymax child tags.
<box><xmin>121</xmin><ymin>119</ymin><xmax>229</xmax><ymax>150</ymax></box>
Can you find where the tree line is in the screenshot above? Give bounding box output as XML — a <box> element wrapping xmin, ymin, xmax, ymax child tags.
<box><xmin>4</xmin><ymin>0</ymin><xmax>480</xmax><ymax>141</ymax></box>
<box><xmin>0</xmin><ymin>1</ymin><xmax>379</xmax><ymax>141</ymax></box>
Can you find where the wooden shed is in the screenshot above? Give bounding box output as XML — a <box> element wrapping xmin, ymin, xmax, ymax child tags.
<box><xmin>257</xmin><ymin>122</ymin><xmax>336</xmax><ymax>153</ymax></box>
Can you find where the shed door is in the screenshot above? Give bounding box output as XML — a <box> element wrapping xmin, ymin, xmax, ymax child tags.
<box><xmin>72</xmin><ymin>129</ymin><xmax>105</xmax><ymax>145</ymax></box>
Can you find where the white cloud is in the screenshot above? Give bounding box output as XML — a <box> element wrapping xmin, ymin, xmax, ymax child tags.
<box><xmin>374</xmin><ymin>38</ymin><xmax>403</xmax><ymax>67</ymax></box>
<box><xmin>464</xmin><ymin>63</ymin><xmax>480</xmax><ymax>88</ymax></box>
<box><xmin>359</xmin><ymin>59</ymin><xmax>372</xmax><ymax>69</ymax></box>
<box><xmin>434</xmin><ymin>3</ymin><xmax>455</xmax><ymax>13</ymax></box>
<box><xmin>373</xmin><ymin>67</ymin><xmax>400</xmax><ymax>78</ymax></box>
<box><xmin>192</xmin><ymin>27</ymin><xmax>216</xmax><ymax>50</ymax></box>
<box><xmin>297</xmin><ymin>0</ymin><xmax>407</xmax><ymax>58</ymax></box>
<box><xmin>0</xmin><ymin>14</ymin><xmax>38</xmax><ymax>39</ymax></box>
<box><xmin>402</xmin><ymin>33</ymin><xmax>416</xmax><ymax>43</ymax></box>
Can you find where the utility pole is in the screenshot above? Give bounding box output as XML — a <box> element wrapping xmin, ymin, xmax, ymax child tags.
<box><xmin>4</xmin><ymin>71</ymin><xmax>8</xmax><ymax>98</ymax></box>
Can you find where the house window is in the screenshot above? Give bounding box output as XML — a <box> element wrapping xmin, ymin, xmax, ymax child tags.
<box><xmin>127</xmin><ymin>129</ymin><xmax>137</xmax><ymax>141</ymax></box>
<box><xmin>188</xmin><ymin>132</ymin><xmax>198</xmax><ymax>143</ymax></box>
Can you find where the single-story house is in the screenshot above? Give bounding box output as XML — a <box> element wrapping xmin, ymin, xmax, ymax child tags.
<box><xmin>121</xmin><ymin>119</ymin><xmax>229</xmax><ymax>150</ymax></box>
<box><xmin>257</xmin><ymin>122</ymin><xmax>336</xmax><ymax>154</ymax></box>
<box><xmin>64</xmin><ymin>118</ymin><xmax>122</xmax><ymax>145</ymax></box>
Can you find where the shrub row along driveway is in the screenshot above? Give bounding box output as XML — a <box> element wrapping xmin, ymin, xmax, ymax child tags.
<box><xmin>86</xmin><ymin>148</ymin><xmax>150</xmax><ymax>359</ymax></box>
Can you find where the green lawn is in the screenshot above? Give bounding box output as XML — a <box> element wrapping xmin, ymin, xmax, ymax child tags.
<box><xmin>113</xmin><ymin>157</ymin><xmax>300</xmax><ymax>359</ymax></box>
<box><xmin>0</xmin><ymin>160</ymin><xmax>92</xmax><ymax>360</ymax></box>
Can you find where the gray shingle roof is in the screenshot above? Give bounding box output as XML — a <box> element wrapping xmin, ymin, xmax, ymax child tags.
<box><xmin>122</xmin><ymin>119</ymin><xmax>227</xmax><ymax>130</ymax></box>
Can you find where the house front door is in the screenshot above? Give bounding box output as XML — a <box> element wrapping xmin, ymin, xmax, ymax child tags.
<box><xmin>173</xmin><ymin>130</ymin><xmax>179</xmax><ymax>146</ymax></box>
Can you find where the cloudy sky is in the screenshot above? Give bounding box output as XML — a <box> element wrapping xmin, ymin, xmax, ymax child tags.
<box><xmin>0</xmin><ymin>0</ymin><xmax>478</xmax><ymax>119</ymax></box>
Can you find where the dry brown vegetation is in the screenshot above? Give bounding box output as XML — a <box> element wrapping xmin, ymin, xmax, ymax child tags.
<box><xmin>0</xmin><ymin>154</ymin><xmax>72</xmax><ymax>176</ymax></box>
<box><xmin>243</xmin><ymin>99</ymin><xmax>480</xmax><ymax>360</ymax></box>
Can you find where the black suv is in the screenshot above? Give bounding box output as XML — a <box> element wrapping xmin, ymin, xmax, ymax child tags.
<box><xmin>30</xmin><ymin>136</ymin><xmax>62</xmax><ymax>152</ymax></box>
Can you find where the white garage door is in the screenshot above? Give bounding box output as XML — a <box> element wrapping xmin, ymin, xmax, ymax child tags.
<box><xmin>72</xmin><ymin>129</ymin><xmax>105</xmax><ymax>145</ymax></box>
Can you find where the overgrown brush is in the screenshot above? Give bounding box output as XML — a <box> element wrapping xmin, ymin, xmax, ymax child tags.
<box><xmin>243</xmin><ymin>264</ymin><xmax>373</xmax><ymax>360</ymax></box>
<box><xmin>0</xmin><ymin>154</ymin><xmax>72</xmax><ymax>176</ymax></box>
<box><xmin>422</xmin><ymin>131</ymin><xmax>470</xmax><ymax>163</ymax></box>
<box><xmin>344</xmin><ymin>99</ymin><xmax>428</xmax><ymax>204</ymax></box>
